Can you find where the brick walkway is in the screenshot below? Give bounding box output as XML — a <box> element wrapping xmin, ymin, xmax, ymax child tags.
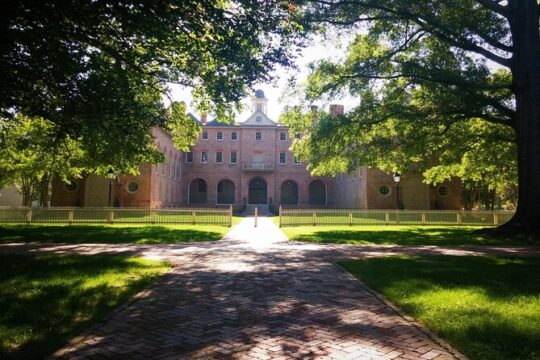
<box><xmin>3</xmin><ymin>219</ymin><xmax>538</xmax><ymax>359</ymax></box>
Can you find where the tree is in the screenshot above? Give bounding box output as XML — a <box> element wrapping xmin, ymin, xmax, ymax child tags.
<box><xmin>285</xmin><ymin>0</ymin><xmax>539</xmax><ymax>239</ymax></box>
<box><xmin>0</xmin><ymin>116</ymin><xmax>86</xmax><ymax>206</ymax></box>
<box><xmin>0</xmin><ymin>0</ymin><xmax>301</xmax><ymax>166</ymax></box>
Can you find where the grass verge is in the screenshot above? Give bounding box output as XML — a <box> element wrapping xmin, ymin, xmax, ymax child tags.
<box><xmin>341</xmin><ymin>256</ymin><xmax>540</xmax><ymax>360</ymax></box>
<box><xmin>0</xmin><ymin>222</ymin><xmax>239</xmax><ymax>244</ymax></box>
<box><xmin>278</xmin><ymin>224</ymin><xmax>528</xmax><ymax>246</ymax></box>
<box><xmin>0</xmin><ymin>254</ymin><xmax>169</xmax><ymax>359</ymax></box>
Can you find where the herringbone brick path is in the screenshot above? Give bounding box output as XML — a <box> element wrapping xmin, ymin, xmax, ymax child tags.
<box><xmin>32</xmin><ymin>218</ymin><xmax>468</xmax><ymax>360</ymax></box>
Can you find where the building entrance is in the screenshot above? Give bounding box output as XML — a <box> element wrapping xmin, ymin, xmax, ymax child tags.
<box><xmin>248</xmin><ymin>177</ymin><xmax>267</xmax><ymax>204</ymax></box>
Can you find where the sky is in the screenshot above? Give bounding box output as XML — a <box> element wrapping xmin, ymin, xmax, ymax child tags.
<box><xmin>165</xmin><ymin>33</ymin><xmax>359</xmax><ymax>122</ymax></box>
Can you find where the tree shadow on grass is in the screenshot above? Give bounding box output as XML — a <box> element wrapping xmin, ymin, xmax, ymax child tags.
<box><xmin>0</xmin><ymin>254</ymin><xmax>168</xmax><ymax>360</ymax></box>
<box><xmin>340</xmin><ymin>255</ymin><xmax>540</xmax><ymax>360</ymax></box>
<box><xmin>293</xmin><ymin>227</ymin><xmax>524</xmax><ymax>246</ymax></box>
<box><xmin>0</xmin><ymin>225</ymin><xmax>225</xmax><ymax>244</ymax></box>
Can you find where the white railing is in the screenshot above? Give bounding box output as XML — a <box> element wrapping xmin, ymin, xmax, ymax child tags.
<box><xmin>278</xmin><ymin>207</ymin><xmax>514</xmax><ymax>227</ymax></box>
<box><xmin>0</xmin><ymin>206</ymin><xmax>233</xmax><ymax>226</ymax></box>
<box><xmin>242</xmin><ymin>161</ymin><xmax>275</xmax><ymax>171</ymax></box>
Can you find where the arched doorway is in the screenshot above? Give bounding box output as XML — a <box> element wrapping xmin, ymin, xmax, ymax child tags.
<box><xmin>281</xmin><ymin>180</ymin><xmax>298</xmax><ymax>205</ymax></box>
<box><xmin>308</xmin><ymin>180</ymin><xmax>326</xmax><ymax>206</ymax></box>
<box><xmin>248</xmin><ymin>177</ymin><xmax>267</xmax><ymax>204</ymax></box>
<box><xmin>189</xmin><ymin>179</ymin><xmax>207</xmax><ymax>204</ymax></box>
<box><xmin>217</xmin><ymin>180</ymin><xmax>235</xmax><ymax>204</ymax></box>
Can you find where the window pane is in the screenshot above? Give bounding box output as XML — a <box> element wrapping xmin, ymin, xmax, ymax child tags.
<box><xmin>202</xmin><ymin>131</ymin><xmax>208</xmax><ymax>139</ymax></box>
<box><xmin>202</xmin><ymin>152</ymin><xmax>208</xmax><ymax>163</ymax></box>
<box><xmin>256</xmin><ymin>132</ymin><xmax>261</xmax><ymax>140</ymax></box>
<box><xmin>280</xmin><ymin>132</ymin><xmax>286</xmax><ymax>141</ymax></box>
<box><xmin>231</xmin><ymin>132</ymin><xmax>237</xmax><ymax>140</ymax></box>
<box><xmin>280</xmin><ymin>152</ymin><xmax>286</xmax><ymax>164</ymax></box>
<box><xmin>231</xmin><ymin>152</ymin><xmax>237</xmax><ymax>163</ymax></box>
<box><xmin>216</xmin><ymin>151</ymin><xmax>222</xmax><ymax>163</ymax></box>
<box><xmin>217</xmin><ymin>132</ymin><xmax>223</xmax><ymax>140</ymax></box>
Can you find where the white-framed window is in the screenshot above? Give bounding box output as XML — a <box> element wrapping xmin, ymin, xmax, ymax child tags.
<box><xmin>216</xmin><ymin>151</ymin><xmax>223</xmax><ymax>163</ymax></box>
<box><xmin>126</xmin><ymin>181</ymin><xmax>139</xmax><ymax>194</ymax></box>
<box><xmin>186</xmin><ymin>152</ymin><xmax>193</xmax><ymax>163</ymax></box>
<box><xmin>280</xmin><ymin>132</ymin><xmax>286</xmax><ymax>141</ymax></box>
<box><xmin>230</xmin><ymin>151</ymin><xmax>237</xmax><ymax>164</ymax></box>
<box><xmin>295</xmin><ymin>133</ymin><xmax>301</xmax><ymax>139</ymax></box>
<box><xmin>202</xmin><ymin>131</ymin><xmax>208</xmax><ymax>140</ymax></box>
<box><xmin>294</xmin><ymin>156</ymin><xmax>300</xmax><ymax>164</ymax></box>
<box><xmin>256</xmin><ymin>131</ymin><xmax>262</xmax><ymax>140</ymax></box>
<box><xmin>378</xmin><ymin>185</ymin><xmax>392</xmax><ymax>196</ymax></box>
<box><xmin>279</xmin><ymin>152</ymin><xmax>286</xmax><ymax>164</ymax></box>
<box><xmin>231</xmin><ymin>132</ymin><xmax>237</xmax><ymax>140</ymax></box>
<box><xmin>201</xmin><ymin>152</ymin><xmax>208</xmax><ymax>163</ymax></box>
<box><xmin>216</xmin><ymin>131</ymin><xmax>223</xmax><ymax>140</ymax></box>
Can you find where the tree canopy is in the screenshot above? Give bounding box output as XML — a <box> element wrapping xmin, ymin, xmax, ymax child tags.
<box><xmin>1</xmin><ymin>0</ymin><xmax>301</xmax><ymax>168</ymax></box>
<box><xmin>282</xmin><ymin>0</ymin><xmax>539</xmax><ymax>237</ymax></box>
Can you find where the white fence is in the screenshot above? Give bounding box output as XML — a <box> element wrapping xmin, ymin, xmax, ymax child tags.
<box><xmin>279</xmin><ymin>208</ymin><xmax>514</xmax><ymax>227</ymax></box>
<box><xmin>0</xmin><ymin>206</ymin><xmax>233</xmax><ymax>226</ymax></box>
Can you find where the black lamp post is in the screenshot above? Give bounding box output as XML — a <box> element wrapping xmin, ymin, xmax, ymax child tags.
<box><xmin>106</xmin><ymin>169</ymin><xmax>116</xmax><ymax>207</ymax></box>
<box><xmin>393</xmin><ymin>172</ymin><xmax>401</xmax><ymax>209</ymax></box>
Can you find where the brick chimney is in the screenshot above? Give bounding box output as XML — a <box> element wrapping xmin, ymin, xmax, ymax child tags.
<box><xmin>329</xmin><ymin>104</ymin><xmax>344</xmax><ymax>117</ymax></box>
<box><xmin>201</xmin><ymin>113</ymin><xmax>207</xmax><ymax>125</ymax></box>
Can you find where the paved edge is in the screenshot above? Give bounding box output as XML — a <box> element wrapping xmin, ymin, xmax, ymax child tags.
<box><xmin>327</xmin><ymin>257</ymin><xmax>469</xmax><ymax>360</ymax></box>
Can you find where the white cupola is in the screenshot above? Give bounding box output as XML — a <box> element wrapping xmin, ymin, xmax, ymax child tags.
<box><xmin>252</xmin><ymin>89</ymin><xmax>268</xmax><ymax>114</ymax></box>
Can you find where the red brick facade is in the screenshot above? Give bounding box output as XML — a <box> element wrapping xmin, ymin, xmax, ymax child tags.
<box><xmin>51</xmin><ymin>92</ymin><xmax>461</xmax><ymax>210</ymax></box>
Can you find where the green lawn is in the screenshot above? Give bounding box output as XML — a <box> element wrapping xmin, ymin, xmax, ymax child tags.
<box><xmin>277</xmin><ymin>223</ymin><xmax>528</xmax><ymax>246</ymax></box>
<box><xmin>0</xmin><ymin>221</ymin><xmax>239</xmax><ymax>244</ymax></box>
<box><xmin>0</xmin><ymin>254</ymin><xmax>169</xmax><ymax>359</ymax></box>
<box><xmin>341</xmin><ymin>256</ymin><xmax>540</xmax><ymax>360</ymax></box>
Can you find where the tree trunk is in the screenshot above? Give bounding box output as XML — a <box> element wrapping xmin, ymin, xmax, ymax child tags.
<box><xmin>502</xmin><ymin>0</ymin><xmax>540</xmax><ymax>240</ymax></box>
<box><xmin>38</xmin><ymin>174</ymin><xmax>50</xmax><ymax>207</ymax></box>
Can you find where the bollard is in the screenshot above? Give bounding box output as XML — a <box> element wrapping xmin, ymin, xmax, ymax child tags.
<box><xmin>348</xmin><ymin>212</ymin><xmax>353</xmax><ymax>226</ymax></box>
<box><xmin>279</xmin><ymin>206</ymin><xmax>282</xmax><ymax>227</ymax></box>
<box><xmin>254</xmin><ymin>207</ymin><xmax>258</xmax><ymax>227</ymax></box>
<box><xmin>228</xmin><ymin>205</ymin><xmax>233</xmax><ymax>227</ymax></box>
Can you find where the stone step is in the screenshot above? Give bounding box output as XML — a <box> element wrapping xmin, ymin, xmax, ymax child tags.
<box><xmin>245</xmin><ymin>204</ymin><xmax>270</xmax><ymax>216</ymax></box>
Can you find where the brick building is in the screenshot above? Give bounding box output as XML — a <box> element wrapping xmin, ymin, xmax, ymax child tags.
<box><xmin>51</xmin><ymin>90</ymin><xmax>461</xmax><ymax>210</ymax></box>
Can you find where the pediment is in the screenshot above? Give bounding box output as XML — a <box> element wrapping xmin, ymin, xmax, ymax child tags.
<box><xmin>241</xmin><ymin>110</ymin><xmax>277</xmax><ymax>127</ymax></box>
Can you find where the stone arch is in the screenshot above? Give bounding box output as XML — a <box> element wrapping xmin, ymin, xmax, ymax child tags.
<box><xmin>217</xmin><ymin>179</ymin><xmax>235</xmax><ymax>205</ymax></box>
<box><xmin>189</xmin><ymin>179</ymin><xmax>207</xmax><ymax>204</ymax></box>
<box><xmin>308</xmin><ymin>180</ymin><xmax>326</xmax><ymax>206</ymax></box>
<box><xmin>281</xmin><ymin>180</ymin><xmax>299</xmax><ymax>205</ymax></box>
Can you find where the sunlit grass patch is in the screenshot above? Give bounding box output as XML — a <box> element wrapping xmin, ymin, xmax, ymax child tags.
<box><xmin>0</xmin><ymin>254</ymin><xmax>169</xmax><ymax>359</ymax></box>
<box><xmin>0</xmin><ymin>222</ymin><xmax>239</xmax><ymax>244</ymax></box>
<box><xmin>279</xmin><ymin>224</ymin><xmax>526</xmax><ymax>246</ymax></box>
<box><xmin>341</xmin><ymin>256</ymin><xmax>540</xmax><ymax>360</ymax></box>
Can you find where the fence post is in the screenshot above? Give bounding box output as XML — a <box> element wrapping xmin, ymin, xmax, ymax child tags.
<box><xmin>396</xmin><ymin>211</ymin><xmax>400</xmax><ymax>225</ymax></box>
<box><xmin>254</xmin><ymin>207</ymin><xmax>258</xmax><ymax>228</ymax></box>
<box><xmin>385</xmin><ymin>212</ymin><xmax>390</xmax><ymax>225</ymax></box>
<box><xmin>348</xmin><ymin>212</ymin><xmax>353</xmax><ymax>226</ymax></box>
<box><xmin>26</xmin><ymin>208</ymin><xmax>32</xmax><ymax>224</ymax></box>
<box><xmin>107</xmin><ymin>210</ymin><xmax>114</xmax><ymax>224</ymax></box>
<box><xmin>421</xmin><ymin>213</ymin><xmax>426</xmax><ymax>225</ymax></box>
<box><xmin>68</xmin><ymin>210</ymin><xmax>74</xmax><ymax>225</ymax></box>
<box><xmin>192</xmin><ymin>211</ymin><xmax>196</xmax><ymax>225</ymax></box>
<box><xmin>228</xmin><ymin>205</ymin><xmax>233</xmax><ymax>227</ymax></box>
<box><xmin>279</xmin><ymin>206</ymin><xmax>282</xmax><ymax>227</ymax></box>
<box><xmin>312</xmin><ymin>211</ymin><xmax>316</xmax><ymax>226</ymax></box>
<box><xmin>493</xmin><ymin>213</ymin><xmax>499</xmax><ymax>226</ymax></box>
<box><xmin>150</xmin><ymin>209</ymin><xmax>156</xmax><ymax>224</ymax></box>
<box><xmin>457</xmin><ymin>212</ymin><xmax>462</xmax><ymax>225</ymax></box>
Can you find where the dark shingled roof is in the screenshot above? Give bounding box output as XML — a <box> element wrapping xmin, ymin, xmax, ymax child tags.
<box><xmin>205</xmin><ymin>118</ymin><xmax>238</xmax><ymax>127</ymax></box>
